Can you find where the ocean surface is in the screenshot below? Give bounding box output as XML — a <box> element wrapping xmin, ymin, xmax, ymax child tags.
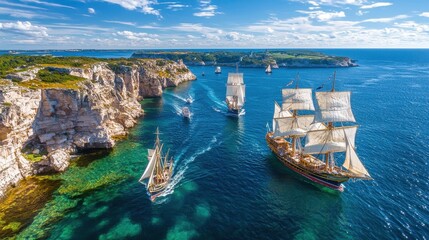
<box><xmin>7</xmin><ymin>49</ymin><xmax>429</xmax><ymax>239</ymax></box>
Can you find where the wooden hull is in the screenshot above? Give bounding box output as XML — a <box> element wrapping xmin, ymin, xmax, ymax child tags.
<box><xmin>265</xmin><ymin>133</ymin><xmax>351</xmax><ymax>191</ymax></box>
<box><xmin>147</xmin><ymin>163</ymin><xmax>173</xmax><ymax>200</ymax></box>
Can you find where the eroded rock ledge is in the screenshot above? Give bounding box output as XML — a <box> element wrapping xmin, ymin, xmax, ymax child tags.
<box><xmin>0</xmin><ymin>60</ymin><xmax>196</xmax><ymax>198</ymax></box>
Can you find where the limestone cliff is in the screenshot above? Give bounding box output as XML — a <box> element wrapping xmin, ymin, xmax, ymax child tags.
<box><xmin>0</xmin><ymin>59</ymin><xmax>196</xmax><ymax>198</ymax></box>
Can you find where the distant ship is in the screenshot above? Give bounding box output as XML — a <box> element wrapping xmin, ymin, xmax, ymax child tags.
<box><xmin>182</xmin><ymin>106</ymin><xmax>191</xmax><ymax>118</ymax></box>
<box><xmin>225</xmin><ymin>70</ymin><xmax>245</xmax><ymax>116</ymax></box>
<box><xmin>215</xmin><ymin>66</ymin><xmax>221</xmax><ymax>74</ymax></box>
<box><xmin>265</xmin><ymin>64</ymin><xmax>272</xmax><ymax>74</ymax></box>
<box><xmin>139</xmin><ymin>127</ymin><xmax>174</xmax><ymax>200</ymax></box>
<box><xmin>265</xmin><ymin>73</ymin><xmax>371</xmax><ymax>191</ymax></box>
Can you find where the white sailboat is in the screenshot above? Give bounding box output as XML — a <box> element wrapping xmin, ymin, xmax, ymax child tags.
<box><xmin>265</xmin><ymin>64</ymin><xmax>272</xmax><ymax>74</ymax></box>
<box><xmin>226</xmin><ymin>70</ymin><xmax>245</xmax><ymax>116</ymax></box>
<box><xmin>139</xmin><ymin>127</ymin><xmax>174</xmax><ymax>200</ymax></box>
<box><xmin>215</xmin><ymin>66</ymin><xmax>221</xmax><ymax>74</ymax></box>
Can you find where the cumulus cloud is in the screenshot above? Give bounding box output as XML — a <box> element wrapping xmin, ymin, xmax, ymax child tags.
<box><xmin>420</xmin><ymin>12</ymin><xmax>429</xmax><ymax>18</ymax></box>
<box><xmin>194</xmin><ymin>0</ymin><xmax>221</xmax><ymax>17</ymax></box>
<box><xmin>297</xmin><ymin>10</ymin><xmax>346</xmax><ymax>21</ymax></box>
<box><xmin>360</xmin><ymin>2</ymin><xmax>392</xmax><ymax>9</ymax></box>
<box><xmin>100</xmin><ymin>0</ymin><xmax>161</xmax><ymax>16</ymax></box>
<box><xmin>116</xmin><ymin>30</ymin><xmax>158</xmax><ymax>40</ymax></box>
<box><xmin>225</xmin><ymin>32</ymin><xmax>253</xmax><ymax>41</ymax></box>
<box><xmin>0</xmin><ymin>21</ymin><xmax>48</xmax><ymax>37</ymax></box>
<box><xmin>88</xmin><ymin>8</ymin><xmax>95</xmax><ymax>14</ymax></box>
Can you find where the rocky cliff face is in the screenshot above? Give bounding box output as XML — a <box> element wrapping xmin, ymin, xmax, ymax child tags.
<box><xmin>0</xmin><ymin>60</ymin><xmax>196</xmax><ymax>199</ymax></box>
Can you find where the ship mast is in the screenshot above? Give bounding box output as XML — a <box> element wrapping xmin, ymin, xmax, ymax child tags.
<box><xmin>325</xmin><ymin>72</ymin><xmax>336</xmax><ymax>171</ymax></box>
<box><xmin>292</xmin><ymin>73</ymin><xmax>300</xmax><ymax>156</ymax></box>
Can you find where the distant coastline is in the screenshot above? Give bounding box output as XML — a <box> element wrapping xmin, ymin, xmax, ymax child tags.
<box><xmin>131</xmin><ymin>50</ymin><xmax>358</xmax><ymax>68</ymax></box>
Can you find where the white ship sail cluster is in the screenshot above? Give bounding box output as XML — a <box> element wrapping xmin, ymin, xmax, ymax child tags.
<box><xmin>226</xmin><ymin>72</ymin><xmax>246</xmax><ymax>115</ymax></box>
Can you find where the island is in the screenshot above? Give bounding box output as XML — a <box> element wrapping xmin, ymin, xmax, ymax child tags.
<box><xmin>131</xmin><ymin>50</ymin><xmax>358</xmax><ymax>68</ymax></box>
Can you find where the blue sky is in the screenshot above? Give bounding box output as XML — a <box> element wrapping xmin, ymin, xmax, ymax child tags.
<box><xmin>0</xmin><ymin>0</ymin><xmax>428</xmax><ymax>49</ymax></box>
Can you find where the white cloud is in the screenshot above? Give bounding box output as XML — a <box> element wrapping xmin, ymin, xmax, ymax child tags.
<box><xmin>166</xmin><ymin>4</ymin><xmax>189</xmax><ymax>11</ymax></box>
<box><xmin>88</xmin><ymin>8</ymin><xmax>95</xmax><ymax>14</ymax></box>
<box><xmin>419</xmin><ymin>12</ymin><xmax>429</xmax><ymax>18</ymax></box>
<box><xmin>0</xmin><ymin>0</ymin><xmax>46</xmax><ymax>10</ymax></box>
<box><xmin>105</xmin><ymin>20</ymin><xmax>136</xmax><ymax>26</ymax></box>
<box><xmin>21</xmin><ymin>0</ymin><xmax>75</xmax><ymax>9</ymax></box>
<box><xmin>297</xmin><ymin>10</ymin><xmax>345</xmax><ymax>21</ymax></box>
<box><xmin>0</xmin><ymin>21</ymin><xmax>48</xmax><ymax>37</ymax></box>
<box><xmin>267</xmin><ymin>27</ymin><xmax>274</xmax><ymax>33</ymax></box>
<box><xmin>361</xmin><ymin>2</ymin><xmax>392</xmax><ymax>9</ymax></box>
<box><xmin>362</xmin><ymin>14</ymin><xmax>408</xmax><ymax>23</ymax></box>
<box><xmin>308</xmin><ymin>1</ymin><xmax>319</xmax><ymax>6</ymax></box>
<box><xmin>0</xmin><ymin>6</ymin><xmax>51</xmax><ymax>18</ymax></box>
<box><xmin>194</xmin><ymin>0</ymin><xmax>220</xmax><ymax>17</ymax></box>
<box><xmin>225</xmin><ymin>32</ymin><xmax>253</xmax><ymax>41</ymax></box>
<box><xmin>116</xmin><ymin>30</ymin><xmax>158</xmax><ymax>40</ymax></box>
<box><xmin>299</xmin><ymin>0</ymin><xmax>366</xmax><ymax>6</ymax></box>
<box><xmin>100</xmin><ymin>0</ymin><xmax>161</xmax><ymax>16</ymax></box>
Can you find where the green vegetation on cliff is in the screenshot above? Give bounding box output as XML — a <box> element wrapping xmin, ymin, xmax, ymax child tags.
<box><xmin>132</xmin><ymin>50</ymin><xmax>357</xmax><ymax>68</ymax></box>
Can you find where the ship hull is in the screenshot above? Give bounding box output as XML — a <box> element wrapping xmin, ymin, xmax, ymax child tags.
<box><xmin>265</xmin><ymin>133</ymin><xmax>349</xmax><ymax>191</ymax></box>
<box><xmin>227</xmin><ymin>108</ymin><xmax>245</xmax><ymax>116</ymax></box>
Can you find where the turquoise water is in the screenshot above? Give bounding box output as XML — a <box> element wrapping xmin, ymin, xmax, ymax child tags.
<box><xmin>16</xmin><ymin>49</ymin><xmax>429</xmax><ymax>239</ymax></box>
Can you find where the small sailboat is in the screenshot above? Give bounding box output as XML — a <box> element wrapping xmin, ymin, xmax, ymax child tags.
<box><xmin>139</xmin><ymin>127</ymin><xmax>174</xmax><ymax>200</ymax></box>
<box><xmin>265</xmin><ymin>73</ymin><xmax>371</xmax><ymax>191</ymax></box>
<box><xmin>182</xmin><ymin>107</ymin><xmax>191</xmax><ymax>118</ymax></box>
<box><xmin>215</xmin><ymin>66</ymin><xmax>221</xmax><ymax>74</ymax></box>
<box><xmin>225</xmin><ymin>66</ymin><xmax>245</xmax><ymax>116</ymax></box>
<box><xmin>185</xmin><ymin>95</ymin><xmax>194</xmax><ymax>104</ymax></box>
<box><xmin>265</xmin><ymin>64</ymin><xmax>272</xmax><ymax>74</ymax></box>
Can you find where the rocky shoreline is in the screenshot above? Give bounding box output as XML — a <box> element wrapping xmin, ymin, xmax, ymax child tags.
<box><xmin>0</xmin><ymin>59</ymin><xmax>196</xmax><ymax>199</ymax></box>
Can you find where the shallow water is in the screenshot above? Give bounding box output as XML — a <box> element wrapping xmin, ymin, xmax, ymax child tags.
<box><xmin>10</xmin><ymin>49</ymin><xmax>429</xmax><ymax>239</ymax></box>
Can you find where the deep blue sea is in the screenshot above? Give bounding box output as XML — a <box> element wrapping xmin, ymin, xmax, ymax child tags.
<box><xmin>7</xmin><ymin>49</ymin><xmax>429</xmax><ymax>239</ymax></box>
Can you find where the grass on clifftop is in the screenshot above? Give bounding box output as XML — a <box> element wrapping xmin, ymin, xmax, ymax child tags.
<box><xmin>16</xmin><ymin>69</ymin><xmax>86</xmax><ymax>90</ymax></box>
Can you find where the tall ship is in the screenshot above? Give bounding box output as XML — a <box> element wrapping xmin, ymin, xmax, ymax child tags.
<box><xmin>139</xmin><ymin>127</ymin><xmax>174</xmax><ymax>200</ymax></box>
<box><xmin>226</xmin><ymin>71</ymin><xmax>246</xmax><ymax>116</ymax></box>
<box><xmin>265</xmin><ymin>74</ymin><xmax>372</xmax><ymax>191</ymax></box>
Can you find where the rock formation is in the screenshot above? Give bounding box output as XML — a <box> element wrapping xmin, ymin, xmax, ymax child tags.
<box><xmin>0</xmin><ymin>59</ymin><xmax>196</xmax><ymax>199</ymax></box>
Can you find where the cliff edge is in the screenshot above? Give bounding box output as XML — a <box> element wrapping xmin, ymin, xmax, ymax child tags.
<box><xmin>0</xmin><ymin>59</ymin><xmax>196</xmax><ymax>198</ymax></box>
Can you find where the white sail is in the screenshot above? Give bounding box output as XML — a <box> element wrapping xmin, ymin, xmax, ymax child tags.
<box><xmin>303</xmin><ymin>126</ymin><xmax>357</xmax><ymax>154</ymax></box>
<box><xmin>314</xmin><ymin>91</ymin><xmax>356</xmax><ymax>123</ymax></box>
<box><xmin>265</xmin><ymin>65</ymin><xmax>271</xmax><ymax>73</ymax></box>
<box><xmin>140</xmin><ymin>148</ymin><xmax>157</xmax><ymax>182</ymax></box>
<box><xmin>226</xmin><ymin>84</ymin><xmax>245</xmax><ymax>107</ymax></box>
<box><xmin>273</xmin><ymin>115</ymin><xmax>314</xmax><ymax>137</ymax></box>
<box><xmin>274</xmin><ymin>101</ymin><xmax>292</xmax><ymax>118</ymax></box>
<box><xmin>273</xmin><ymin>101</ymin><xmax>292</xmax><ymax>130</ymax></box>
<box><xmin>343</xmin><ymin>133</ymin><xmax>371</xmax><ymax>177</ymax></box>
<box><xmin>147</xmin><ymin>149</ymin><xmax>155</xmax><ymax>161</ymax></box>
<box><xmin>227</xmin><ymin>73</ymin><xmax>244</xmax><ymax>85</ymax></box>
<box><xmin>282</xmin><ymin>88</ymin><xmax>315</xmax><ymax>111</ymax></box>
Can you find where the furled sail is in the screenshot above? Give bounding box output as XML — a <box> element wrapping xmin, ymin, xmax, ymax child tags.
<box><xmin>227</xmin><ymin>73</ymin><xmax>244</xmax><ymax>85</ymax></box>
<box><xmin>314</xmin><ymin>91</ymin><xmax>356</xmax><ymax>123</ymax></box>
<box><xmin>282</xmin><ymin>89</ymin><xmax>315</xmax><ymax>111</ymax></box>
<box><xmin>273</xmin><ymin>115</ymin><xmax>314</xmax><ymax>137</ymax></box>
<box><xmin>343</xmin><ymin>134</ymin><xmax>371</xmax><ymax>177</ymax></box>
<box><xmin>303</xmin><ymin>126</ymin><xmax>357</xmax><ymax>154</ymax></box>
<box><xmin>139</xmin><ymin>149</ymin><xmax>157</xmax><ymax>182</ymax></box>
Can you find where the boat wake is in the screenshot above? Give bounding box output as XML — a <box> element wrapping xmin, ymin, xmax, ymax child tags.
<box><xmin>165</xmin><ymin>92</ymin><xmax>194</xmax><ymax>103</ymax></box>
<box><xmin>199</xmin><ymin>83</ymin><xmax>227</xmax><ymax>111</ymax></box>
<box><xmin>153</xmin><ymin>134</ymin><xmax>222</xmax><ymax>201</ymax></box>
